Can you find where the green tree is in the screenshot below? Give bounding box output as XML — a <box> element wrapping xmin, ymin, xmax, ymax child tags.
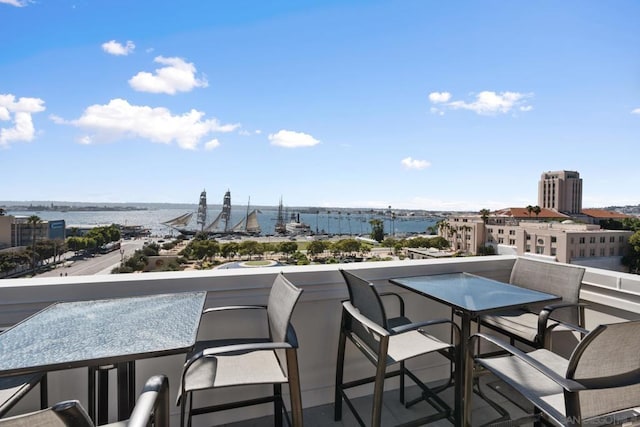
<box><xmin>525</xmin><ymin>205</ymin><xmax>534</xmax><ymax>218</ymax></box>
<box><xmin>437</xmin><ymin>220</ymin><xmax>450</xmax><ymax>239</ymax></box>
<box><xmin>261</xmin><ymin>242</ymin><xmax>276</xmax><ymax>257</ymax></box>
<box><xmin>239</xmin><ymin>240</ymin><xmax>262</xmax><ymax>260</ymax></box>
<box><xmin>533</xmin><ymin>205</ymin><xmax>541</xmax><ymax>219</ymax></box>
<box><xmin>338</xmin><ymin>238</ymin><xmax>362</xmax><ymax>255</ymax></box>
<box><xmin>448</xmin><ymin>225</ymin><xmax>458</xmax><ymax>251</ymax></box>
<box><xmin>184</xmin><ymin>239</ymin><xmax>219</xmax><ymax>260</ymax></box>
<box><xmin>622</xmin><ymin>218</ymin><xmax>640</xmax><ymax>232</ymax></box>
<box><xmin>477</xmin><ymin>245</ymin><xmax>496</xmax><ymax>255</ymax></box>
<box><xmin>369</xmin><ymin>219</ymin><xmax>384</xmax><ymax>242</ymax></box>
<box><xmin>622</xmin><ymin>230</ymin><xmax>640</xmax><ymax>274</ymax></box>
<box><xmin>220</xmin><ymin>242</ymin><xmax>239</xmax><ymax>259</ymax></box>
<box><xmin>34</xmin><ymin>240</ymin><xmax>55</xmax><ymax>264</ymax></box>
<box><xmin>461</xmin><ymin>225</ymin><xmax>472</xmax><ymax>252</ymax></box>
<box><xmin>27</xmin><ymin>215</ymin><xmax>42</xmax><ymax>269</ymax></box>
<box><xmin>307</xmin><ymin>240</ymin><xmax>329</xmax><ymax>258</ymax></box>
<box><xmin>141</xmin><ymin>243</ymin><xmax>160</xmax><ymax>257</ymax></box>
<box><xmin>479</xmin><ymin>208</ymin><xmax>491</xmax><ymax>253</ymax></box>
<box><xmin>66</xmin><ymin>236</ymin><xmax>86</xmax><ymax>253</ymax></box>
<box><xmin>277</xmin><ymin>241</ymin><xmax>298</xmax><ymax>260</ymax></box>
<box><xmin>429</xmin><ymin>236</ymin><xmax>449</xmax><ymax>249</ymax></box>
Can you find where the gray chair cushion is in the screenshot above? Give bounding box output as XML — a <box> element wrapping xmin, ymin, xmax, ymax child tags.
<box><xmin>480</xmin><ymin>310</ymin><xmax>550</xmax><ymax>343</ymax></box>
<box><xmin>183</xmin><ymin>349</ymin><xmax>288</xmax><ymax>393</ymax></box>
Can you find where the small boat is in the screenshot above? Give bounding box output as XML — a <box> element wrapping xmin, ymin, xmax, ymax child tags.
<box><xmin>285</xmin><ymin>213</ymin><xmax>311</xmax><ymax>235</ymax></box>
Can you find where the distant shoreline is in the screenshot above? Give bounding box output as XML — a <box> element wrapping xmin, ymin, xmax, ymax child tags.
<box><xmin>0</xmin><ymin>201</ymin><xmax>457</xmax><ymax>215</ymax></box>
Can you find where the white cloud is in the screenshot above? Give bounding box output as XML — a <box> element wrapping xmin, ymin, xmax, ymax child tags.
<box><xmin>429</xmin><ymin>91</ymin><xmax>533</xmax><ymax>115</ymax></box>
<box><xmin>129</xmin><ymin>56</ymin><xmax>208</xmax><ymax>94</ymax></box>
<box><xmin>428</xmin><ymin>92</ymin><xmax>451</xmax><ymax>103</ymax></box>
<box><xmin>78</xmin><ymin>135</ymin><xmax>92</xmax><ymax>145</ymax></box>
<box><xmin>239</xmin><ymin>129</ymin><xmax>263</xmax><ymax>136</ymax></box>
<box><xmin>401</xmin><ymin>157</ymin><xmax>431</xmax><ymax>170</ymax></box>
<box><xmin>60</xmin><ymin>98</ymin><xmax>239</xmax><ymax>150</ymax></box>
<box><xmin>102</xmin><ymin>40</ymin><xmax>135</xmax><ymax>56</ymax></box>
<box><xmin>0</xmin><ymin>94</ymin><xmax>45</xmax><ymax>147</ymax></box>
<box><xmin>632</xmin><ymin>108</ymin><xmax>640</xmax><ymax>115</ymax></box>
<box><xmin>269</xmin><ymin>129</ymin><xmax>320</xmax><ymax>148</ymax></box>
<box><xmin>204</xmin><ymin>139</ymin><xmax>220</xmax><ymax>150</ymax></box>
<box><xmin>0</xmin><ymin>0</ymin><xmax>29</xmax><ymax>6</ymax></box>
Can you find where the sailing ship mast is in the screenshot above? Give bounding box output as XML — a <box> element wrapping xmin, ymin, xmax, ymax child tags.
<box><xmin>222</xmin><ymin>190</ymin><xmax>231</xmax><ymax>232</ymax></box>
<box><xmin>196</xmin><ymin>190</ymin><xmax>207</xmax><ymax>231</ymax></box>
<box><xmin>230</xmin><ymin>197</ymin><xmax>261</xmax><ymax>235</ymax></box>
<box><xmin>275</xmin><ymin>196</ymin><xmax>286</xmax><ymax>234</ymax></box>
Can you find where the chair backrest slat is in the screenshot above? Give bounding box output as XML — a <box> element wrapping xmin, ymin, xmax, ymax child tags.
<box><xmin>567</xmin><ymin>320</ymin><xmax>640</xmax><ymax>420</ymax></box>
<box><xmin>340</xmin><ymin>270</ymin><xmax>388</xmax><ymax>328</ymax></box>
<box><xmin>267</xmin><ymin>273</ymin><xmax>303</xmax><ymax>343</ymax></box>
<box><xmin>509</xmin><ymin>258</ymin><xmax>585</xmax><ymax>323</ymax></box>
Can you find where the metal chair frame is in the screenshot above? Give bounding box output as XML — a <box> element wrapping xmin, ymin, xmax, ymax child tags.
<box><xmin>334</xmin><ymin>269</ymin><xmax>460</xmax><ymax>427</ymax></box>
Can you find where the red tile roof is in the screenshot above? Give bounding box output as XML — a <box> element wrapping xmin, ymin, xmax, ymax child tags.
<box><xmin>580</xmin><ymin>209</ymin><xmax>631</xmax><ymax>219</ymax></box>
<box><xmin>493</xmin><ymin>207</ymin><xmax>570</xmax><ymax>219</ymax></box>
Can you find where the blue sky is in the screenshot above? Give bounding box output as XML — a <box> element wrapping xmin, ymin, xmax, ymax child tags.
<box><xmin>1</xmin><ymin>0</ymin><xmax>638</xmax><ymax>211</ymax></box>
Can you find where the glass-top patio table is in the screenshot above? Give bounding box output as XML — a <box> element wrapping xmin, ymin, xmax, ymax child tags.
<box><xmin>389</xmin><ymin>272</ymin><xmax>560</xmax><ymax>427</ymax></box>
<box><xmin>0</xmin><ymin>291</ymin><xmax>206</xmax><ymax>422</ymax></box>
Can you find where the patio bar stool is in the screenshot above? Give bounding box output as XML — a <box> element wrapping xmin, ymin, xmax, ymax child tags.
<box><xmin>334</xmin><ymin>269</ymin><xmax>460</xmax><ymax>427</ymax></box>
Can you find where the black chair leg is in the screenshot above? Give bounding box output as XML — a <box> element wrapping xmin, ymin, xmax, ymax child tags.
<box><xmin>39</xmin><ymin>374</ymin><xmax>48</xmax><ymax>410</ymax></box>
<box><xmin>274</xmin><ymin>383</ymin><xmax>283</xmax><ymax>426</ymax></box>
<box><xmin>399</xmin><ymin>360</ymin><xmax>405</xmax><ymax>404</ymax></box>
<box><xmin>334</xmin><ymin>327</ymin><xmax>347</xmax><ymax>421</ymax></box>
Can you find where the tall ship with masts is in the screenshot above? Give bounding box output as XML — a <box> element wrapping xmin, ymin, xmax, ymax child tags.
<box><xmin>162</xmin><ymin>190</ymin><xmax>261</xmax><ymax>236</ymax></box>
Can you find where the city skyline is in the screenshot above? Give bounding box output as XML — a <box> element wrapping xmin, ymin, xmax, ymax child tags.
<box><xmin>1</xmin><ymin>1</ymin><xmax>639</xmax><ymax>211</ymax></box>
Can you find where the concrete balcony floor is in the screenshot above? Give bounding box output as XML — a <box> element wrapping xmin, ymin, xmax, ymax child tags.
<box><xmin>225</xmin><ymin>375</ymin><xmax>529</xmax><ymax>427</ymax></box>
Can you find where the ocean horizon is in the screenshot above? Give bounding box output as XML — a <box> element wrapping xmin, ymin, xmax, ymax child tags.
<box><xmin>3</xmin><ymin>203</ymin><xmax>442</xmax><ymax>238</ymax></box>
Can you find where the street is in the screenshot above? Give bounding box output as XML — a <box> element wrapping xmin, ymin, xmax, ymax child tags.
<box><xmin>36</xmin><ymin>240</ymin><xmax>145</xmax><ymax>277</ymax></box>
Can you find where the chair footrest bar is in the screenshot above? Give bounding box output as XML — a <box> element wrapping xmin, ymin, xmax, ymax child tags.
<box><xmin>339</xmin><ymin>368</ymin><xmax>402</xmax><ymax>391</ymax></box>
<box><xmin>190</xmin><ymin>395</ymin><xmax>278</xmax><ymax>416</ymax></box>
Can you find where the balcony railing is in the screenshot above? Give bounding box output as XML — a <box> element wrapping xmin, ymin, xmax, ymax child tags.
<box><xmin>1</xmin><ymin>255</ymin><xmax>639</xmax><ymax>425</ymax></box>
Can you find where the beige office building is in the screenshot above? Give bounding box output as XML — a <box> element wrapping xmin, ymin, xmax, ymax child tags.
<box><xmin>538</xmin><ymin>170</ymin><xmax>582</xmax><ymax>214</ymax></box>
<box><xmin>436</xmin><ymin>213</ymin><xmax>632</xmax><ymax>270</ymax></box>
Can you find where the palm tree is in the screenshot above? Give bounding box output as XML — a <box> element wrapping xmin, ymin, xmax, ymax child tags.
<box><xmin>27</xmin><ymin>215</ymin><xmax>42</xmax><ymax>270</ymax></box>
<box><xmin>448</xmin><ymin>225</ymin><xmax>458</xmax><ymax>251</ymax></box>
<box><xmin>461</xmin><ymin>224</ymin><xmax>472</xmax><ymax>253</ymax></box>
<box><xmin>526</xmin><ymin>205</ymin><xmax>534</xmax><ymax>218</ymax></box>
<box><xmin>533</xmin><ymin>205</ymin><xmax>541</xmax><ymax>219</ymax></box>
<box><xmin>479</xmin><ymin>208</ymin><xmax>491</xmax><ymax>253</ymax></box>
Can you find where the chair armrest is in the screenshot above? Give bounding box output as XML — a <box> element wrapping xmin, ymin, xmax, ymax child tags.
<box><xmin>342</xmin><ymin>302</ymin><xmax>389</xmax><ymax>337</ymax></box>
<box><xmin>202</xmin><ymin>341</ymin><xmax>294</xmax><ymax>357</ymax></box>
<box><xmin>378</xmin><ymin>292</ymin><xmax>405</xmax><ymax>317</ymax></box>
<box><xmin>126</xmin><ymin>375</ymin><xmax>169</xmax><ymax>427</ymax></box>
<box><xmin>202</xmin><ymin>305</ymin><xmax>267</xmax><ymax>315</ymax></box>
<box><xmin>391</xmin><ymin>318</ymin><xmax>461</xmax><ymax>344</ymax></box>
<box><xmin>538</xmin><ymin>302</ymin><xmax>589</xmax><ymax>338</ymax></box>
<box><xmin>286</xmin><ymin>323</ymin><xmax>299</xmax><ymax>348</ymax></box>
<box><xmin>470</xmin><ymin>333</ymin><xmax>585</xmax><ymax>392</ymax></box>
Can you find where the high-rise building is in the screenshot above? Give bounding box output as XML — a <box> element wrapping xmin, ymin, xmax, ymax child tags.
<box><xmin>538</xmin><ymin>170</ymin><xmax>582</xmax><ymax>214</ymax></box>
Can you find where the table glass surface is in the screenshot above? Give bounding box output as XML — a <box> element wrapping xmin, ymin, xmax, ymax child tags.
<box><xmin>391</xmin><ymin>272</ymin><xmax>559</xmax><ymax>315</ymax></box>
<box><xmin>0</xmin><ymin>291</ymin><xmax>206</xmax><ymax>373</ymax></box>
